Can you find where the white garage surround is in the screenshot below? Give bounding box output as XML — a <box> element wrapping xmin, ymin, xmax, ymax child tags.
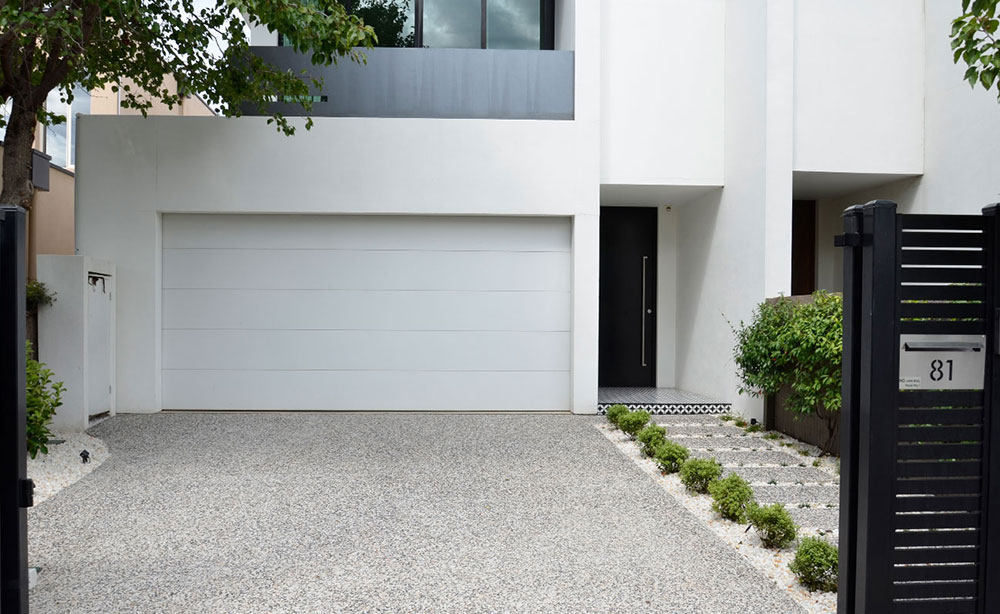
<box><xmin>161</xmin><ymin>214</ymin><xmax>572</xmax><ymax>411</ymax></box>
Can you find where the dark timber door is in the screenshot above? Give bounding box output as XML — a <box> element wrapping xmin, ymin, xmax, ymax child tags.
<box><xmin>599</xmin><ymin>206</ymin><xmax>657</xmax><ymax>387</ymax></box>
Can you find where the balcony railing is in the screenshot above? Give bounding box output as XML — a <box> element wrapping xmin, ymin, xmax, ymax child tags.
<box><xmin>244</xmin><ymin>46</ymin><xmax>574</xmax><ymax>121</ymax></box>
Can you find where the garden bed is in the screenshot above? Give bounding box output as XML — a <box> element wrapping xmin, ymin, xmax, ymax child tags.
<box><xmin>27</xmin><ymin>430</ymin><xmax>108</xmax><ymax>505</ymax></box>
<box><xmin>598</xmin><ymin>410</ymin><xmax>839</xmax><ymax>614</ymax></box>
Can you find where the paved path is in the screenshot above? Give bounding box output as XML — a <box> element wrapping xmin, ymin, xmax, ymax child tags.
<box><xmin>28</xmin><ymin>413</ymin><xmax>803</xmax><ymax>613</ymax></box>
<box><xmin>654</xmin><ymin>416</ymin><xmax>841</xmax><ymax>534</ymax></box>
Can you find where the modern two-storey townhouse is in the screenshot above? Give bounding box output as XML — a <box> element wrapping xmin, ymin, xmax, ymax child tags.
<box><xmin>69</xmin><ymin>1</ymin><xmax>1000</xmax><ymax>420</ymax></box>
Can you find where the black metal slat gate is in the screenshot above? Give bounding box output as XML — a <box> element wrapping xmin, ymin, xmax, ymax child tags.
<box><xmin>839</xmin><ymin>201</ymin><xmax>1000</xmax><ymax>614</ymax></box>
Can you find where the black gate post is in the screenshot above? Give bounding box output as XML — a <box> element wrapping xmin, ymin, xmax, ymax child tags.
<box><xmin>857</xmin><ymin>200</ymin><xmax>900</xmax><ymax>612</ymax></box>
<box><xmin>837</xmin><ymin>204</ymin><xmax>864</xmax><ymax>613</ymax></box>
<box><xmin>981</xmin><ymin>204</ymin><xmax>1000</xmax><ymax>614</ymax></box>
<box><xmin>0</xmin><ymin>205</ymin><xmax>30</xmax><ymax>614</ymax></box>
<box><xmin>838</xmin><ymin>200</ymin><xmax>899</xmax><ymax>613</ymax></box>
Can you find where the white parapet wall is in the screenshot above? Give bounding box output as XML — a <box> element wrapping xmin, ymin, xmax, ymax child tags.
<box><xmin>36</xmin><ymin>255</ymin><xmax>116</xmax><ymax>432</ymax></box>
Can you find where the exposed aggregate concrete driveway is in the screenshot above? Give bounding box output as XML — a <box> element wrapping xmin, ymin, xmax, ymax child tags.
<box><xmin>28</xmin><ymin>413</ymin><xmax>804</xmax><ymax>613</ymax></box>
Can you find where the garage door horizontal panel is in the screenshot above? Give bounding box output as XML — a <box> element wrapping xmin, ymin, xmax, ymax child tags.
<box><xmin>162</xmin><ymin>214</ymin><xmax>571</xmax><ymax>252</ymax></box>
<box><xmin>163</xmin><ymin>248</ymin><xmax>570</xmax><ymax>292</ymax></box>
<box><xmin>163</xmin><ymin>330</ymin><xmax>571</xmax><ymax>371</ymax></box>
<box><xmin>162</xmin><ymin>370</ymin><xmax>570</xmax><ymax>410</ymax></box>
<box><xmin>162</xmin><ymin>289</ymin><xmax>570</xmax><ymax>331</ymax></box>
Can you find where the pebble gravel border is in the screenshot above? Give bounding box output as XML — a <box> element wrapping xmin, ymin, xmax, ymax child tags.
<box><xmin>597</xmin><ymin>423</ymin><xmax>837</xmax><ymax>614</ymax></box>
<box><xmin>27</xmin><ymin>430</ymin><xmax>108</xmax><ymax>505</ymax></box>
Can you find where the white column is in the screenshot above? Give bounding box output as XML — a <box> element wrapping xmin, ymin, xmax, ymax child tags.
<box><xmin>656</xmin><ymin>205</ymin><xmax>677</xmax><ymax>388</ymax></box>
<box><xmin>571</xmin><ymin>213</ymin><xmax>599</xmax><ymax>414</ymax></box>
<box><xmin>763</xmin><ymin>0</ymin><xmax>795</xmax><ymax>299</ymax></box>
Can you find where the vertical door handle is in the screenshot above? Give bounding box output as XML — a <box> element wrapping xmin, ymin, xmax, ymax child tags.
<box><xmin>641</xmin><ymin>255</ymin><xmax>648</xmax><ymax>367</ymax></box>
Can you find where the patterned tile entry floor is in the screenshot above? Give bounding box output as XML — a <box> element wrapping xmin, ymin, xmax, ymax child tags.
<box><xmin>597</xmin><ymin>387</ymin><xmax>731</xmax><ymax>415</ymax></box>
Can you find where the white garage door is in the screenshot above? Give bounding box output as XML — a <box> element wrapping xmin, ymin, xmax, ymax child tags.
<box><xmin>161</xmin><ymin>214</ymin><xmax>571</xmax><ymax>410</ymax></box>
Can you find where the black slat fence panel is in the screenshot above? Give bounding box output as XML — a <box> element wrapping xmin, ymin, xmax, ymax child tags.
<box><xmin>840</xmin><ymin>203</ymin><xmax>998</xmax><ymax>614</ymax></box>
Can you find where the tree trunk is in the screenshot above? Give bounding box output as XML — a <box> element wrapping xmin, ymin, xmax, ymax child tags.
<box><xmin>0</xmin><ymin>101</ymin><xmax>39</xmax><ymax>210</ymax></box>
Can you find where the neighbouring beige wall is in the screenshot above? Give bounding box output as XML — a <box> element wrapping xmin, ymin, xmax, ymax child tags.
<box><xmin>28</xmin><ymin>167</ymin><xmax>75</xmax><ymax>278</ymax></box>
<box><xmin>91</xmin><ymin>75</ymin><xmax>215</xmax><ymax>117</ymax></box>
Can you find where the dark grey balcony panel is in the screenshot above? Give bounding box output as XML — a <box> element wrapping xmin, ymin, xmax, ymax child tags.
<box><xmin>246</xmin><ymin>47</ymin><xmax>574</xmax><ymax>120</ymax></box>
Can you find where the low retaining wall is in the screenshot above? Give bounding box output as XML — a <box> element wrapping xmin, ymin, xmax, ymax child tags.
<box><xmin>764</xmin><ymin>386</ymin><xmax>840</xmax><ymax>455</ymax></box>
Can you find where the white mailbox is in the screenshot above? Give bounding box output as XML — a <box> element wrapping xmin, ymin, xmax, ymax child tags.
<box><xmin>37</xmin><ymin>255</ymin><xmax>116</xmax><ymax>432</ymax></box>
<box><xmin>898</xmin><ymin>334</ymin><xmax>986</xmax><ymax>391</ymax></box>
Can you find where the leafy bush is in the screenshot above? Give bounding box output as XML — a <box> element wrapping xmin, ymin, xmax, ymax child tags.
<box><xmin>748</xmin><ymin>503</ymin><xmax>798</xmax><ymax>549</ymax></box>
<box><xmin>732</xmin><ymin>291</ymin><xmax>843</xmax><ymax>454</ymax></box>
<box><xmin>26</xmin><ymin>280</ymin><xmax>56</xmax><ymax>311</ymax></box>
<box><xmin>789</xmin><ymin>537</ymin><xmax>838</xmax><ymax>592</ymax></box>
<box><xmin>653</xmin><ymin>440</ymin><xmax>690</xmax><ymax>473</ymax></box>
<box><xmin>606</xmin><ymin>404</ymin><xmax>628</xmax><ymax>427</ymax></box>
<box><xmin>708</xmin><ymin>474</ymin><xmax>755</xmax><ymax>522</ymax></box>
<box><xmin>26</xmin><ymin>341</ymin><xmax>64</xmax><ymax>458</ymax></box>
<box><xmin>679</xmin><ymin>457</ymin><xmax>722</xmax><ymax>493</ymax></box>
<box><xmin>637</xmin><ymin>424</ymin><xmax>667</xmax><ymax>456</ymax></box>
<box><xmin>618</xmin><ymin>410</ymin><xmax>650</xmax><ymax>437</ymax></box>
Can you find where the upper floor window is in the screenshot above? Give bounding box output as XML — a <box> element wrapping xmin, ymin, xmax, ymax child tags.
<box><xmin>44</xmin><ymin>86</ymin><xmax>90</xmax><ymax>169</ymax></box>
<box><xmin>277</xmin><ymin>0</ymin><xmax>553</xmax><ymax>50</ymax></box>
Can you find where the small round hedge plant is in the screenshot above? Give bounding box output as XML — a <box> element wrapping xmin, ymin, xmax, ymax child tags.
<box><xmin>708</xmin><ymin>473</ymin><xmax>755</xmax><ymax>523</ymax></box>
<box><xmin>618</xmin><ymin>410</ymin><xmax>651</xmax><ymax>438</ymax></box>
<box><xmin>606</xmin><ymin>404</ymin><xmax>628</xmax><ymax>427</ymax></box>
<box><xmin>679</xmin><ymin>457</ymin><xmax>722</xmax><ymax>493</ymax></box>
<box><xmin>26</xmin><ymin>341</ymin><xmax>64</xmax><ymax>458</ymax></box>
<box><xmin>653</xmin><ymin>440</ymin><xmax>689</xmax><ymax>473</ymax></box>
<box><xmin>747</xmin><ymin>503</ymin><xmax>797</xmax><ymax>549</ymax></box>
<box><xmin>789</xmin><ymin>537</ymin><xmax>838</xmax><ymax>592</ymax></box>
<box><xmin>636</xmin><ymin>424</ymin><xmax>667</xmax><ymax>456</ymax></box>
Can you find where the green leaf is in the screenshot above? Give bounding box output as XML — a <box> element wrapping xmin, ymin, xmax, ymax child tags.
<box><xmin>966</xmin><ymin>65</ymin><xmax>981</xmax><ymax>86</ymax></box>
<box><xmin>981</xmin><ymin>67</ymin><xmax>998</xmax><ymax>89</ymax></box>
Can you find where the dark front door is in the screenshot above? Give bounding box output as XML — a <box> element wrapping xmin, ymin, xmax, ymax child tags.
<box><xmin>599</xmin><ymin>206</ymin><xmax>657</xmax><ymax>387</ymax></box>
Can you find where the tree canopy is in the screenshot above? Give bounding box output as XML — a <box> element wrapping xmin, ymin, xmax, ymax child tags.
<box><xmin>951</xmin><ymin>0</ymin><xmax>1000</xmax><ymax>99</ymax></box>
<box><xmin>0</xmin><ymin>0</ymin><xmax>377</xmax><ymax>207</ymax></box>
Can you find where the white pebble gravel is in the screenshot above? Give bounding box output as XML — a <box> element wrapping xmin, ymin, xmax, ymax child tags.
<box><xmin>597</xmin><ymin>423</ymin><xmax>837</xmax><ymax>614</ymax></box>
<box><xmin>27</xmin><ymin>431</ymin><xmax>108</xmax><ymax>505</ymax></box>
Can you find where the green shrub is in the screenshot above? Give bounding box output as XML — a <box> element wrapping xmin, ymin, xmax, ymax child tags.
<box><xmin>606</xmin><ymin>404</ymin><xmax>628</xmax><ymax>427</ymax></box>
<box><xmin>744</xmin><ymin>423</ymin><xmax>761</xmax><ymax>433</ymax></box>
<box><xmin>618</xmin><ymin>411</ymin><xmax>651</xmax><ymax>437</ymax></box>
<box><xmin>731</xmin><ymin>291</ymin><xmax>842</xmax><ymax>454</ymax></box>
<box><xmin>26</xmin><ymin>279</ymin><xmax>56</xmax><ymax>311</ymax></box>
<box><xmin>653</xmin><ymin>440</ymin><xmax>690</xmax><ymax>473</ymax></box>
<box><xmin>708</xmin><ymin>474</ymin><xmax>755</xmax><ymax>522</ymax></box>
<box><xmin>679</xmin><ymin>457</ymin><xmax>722</xmax><ymax>493</ymax></box>
<box><xmin>26</xmin><ymin>341</ymin><xmax>64</xmax><ymax>458</ymax></box>
<box><xmin>789</xmin><ymin>537</ymin><xmax>838</xmax><ymax>592</ymax></box>
<box><xmin>637</xmin><ymin>424</ymin><xmax>667</xmax><ymax>456</ymax></box>
<box><xmin>748</xmin><ymin>503</ymin><xmax>798</xmax><ymax>549</ymax></box>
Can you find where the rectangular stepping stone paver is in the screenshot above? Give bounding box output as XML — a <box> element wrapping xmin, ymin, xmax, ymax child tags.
<box><xmin>660</xmin><ymin>424</ymin><xmax>747</xmax><ymax>437</ymax></box>
<box><xmin>689</xmin><ymin>449</ymin><xmax>804</xmax><ymax>466</ymax></box>
<box><xmin>731</xmin><ymin>465</ymin><xmax>835</xmax><ymax>485</ymax></box>
<box><xmin>754</xmin><ymin>484</ymin><xmax>841</xmax><ymax>506</ymax></box>
<box><xmin>666</xmin><ymin>436</ymin><xmax>771</xmax><ymax>451</ymax></box>
<box><xmin>786</xmin><ymin>506</ymin><xmax>841</xmax><ymax>531</ymax></box>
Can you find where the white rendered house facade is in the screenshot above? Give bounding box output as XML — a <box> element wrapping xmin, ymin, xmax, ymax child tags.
<box><xmin>73</xmin><ymin>1</ymin><xmax>1000</xmax><ymax>417</ymax></box>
